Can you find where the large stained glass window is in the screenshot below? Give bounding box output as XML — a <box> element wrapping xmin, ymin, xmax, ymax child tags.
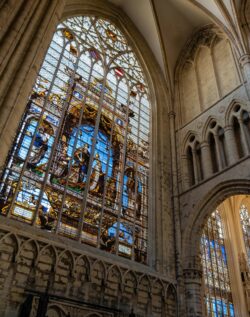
<box><xmin>239</xmin><ymin>204</ymin><xmax>250</xmax><ymax>265</ymax></box>
<box><xmin>0</xmin><ymin>16</ymin><xmax>150</xmax><ymax>263</ymax></box>
<box><xmin>201</xmin><ymin>210</ymin><xmax>235</xmax><ymax>317</ymax></box>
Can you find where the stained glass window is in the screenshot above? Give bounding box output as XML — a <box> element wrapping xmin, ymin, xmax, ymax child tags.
<box><xmin>0</xmin><ymin>16</ymin><xmax>150</xmax><ymax>263</ymax></box>
<box><xmin>239</xmin><ymin>204</ymin><xmax>250</xmax><ymax>265</ymax></box>
<box><xmin>201</xmin><ymin>210</ymin><xmax>235</xmax><ymax>317</ymax></box>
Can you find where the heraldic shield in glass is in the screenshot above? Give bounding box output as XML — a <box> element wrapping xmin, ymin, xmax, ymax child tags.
<box><xmin>0</xmin><ymin>16</ymin><xmax>150</xmax><ymax>263</ymax></box>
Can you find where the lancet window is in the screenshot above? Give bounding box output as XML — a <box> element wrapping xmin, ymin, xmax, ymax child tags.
<box><xmin>0</xmin><ymin>16</ymin><xmax>150</xmax><ymax>263</ymax></box>
<box><xmin>201</xmin><ymin>210</ymin><xmax>235</xmax><ymax>317</ymax></box>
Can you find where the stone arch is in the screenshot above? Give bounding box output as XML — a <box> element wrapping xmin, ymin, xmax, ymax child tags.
<box><xmin>35</xmin><ymin>245</ymin><xmax>57</xmax><ymax>291</ymax></box>
<box><xmin>89</xmin><ymin>259</ymin><xmax>107</xmax><ymax>305</ymax></box>
<box><xmin>121</xmin><ymin>270</ymin><xmax>138</xmax><ymax>310</ymax></box>
<box><xmin>183</xmin><ymin>179</ymin><xmax>250</xmax><ymax>261</ymax></box>
<box><xmin>37</xmin><ymin>244</ymin><xmax>57</xmax><ymax>265</ymax></box>
<box><xmin>72</xmin><ymin>255</ymin><xmax>92</xmax><ymax>298</ymax></box>
<box><xmin>202</xmin><ymin>116</ymin><xmax>219</xmax><ymax>141</ymax></box>
<box><xmin>47</xmin><ymin>303</ymin><xmax>67</xmax><ymax>317</ymax></box>
<box><xmin>123</xmin><ymin>269</ymin><xmax>138</xmax><ymax>288</ymax></box>
<box><xmin>138</xmin><ymin>273</ymin><xmax>152</xmax><ymax>289</ymax></box>
<box><xmin>14</xmin><ymin>239</ymin><xmax>39</xmax><ymax>291</ymax></box>
<box><xmin>56</xmin><ymin>249</ymin><xmax>75</xmax><ymax>272</ymax></box>
<box><xmin>225</xmin><ymin>99</ymin><xmax>250</xmax><ymax>126</ymax></box>
<box><xmin>107</xmin><ymin>264</ymin><xmax>123</xmax><ymax>284</ymax></box>
<box><xmin>0</xmin><ymin>232</ymin><xmax>21</xmax><ymax>311</ymax></box>
<box><xmin>0</xmin><ymin>232</ymin><xmax>19</xmax><ymax>263</ymax></box>
<box><xmin>151</xmin><ymin>278</ymin><xmax>165</xmax><ymax>316</ymax></box>
<box><xmin>105</xmin><ymin>264</ymin><xmax>123</xmax><ymax>307</ymax></box>
<box><xmin>165</xmin><ymin>283</ymin><xmax>177</xmax><ymax>317</ymax></box>
<box><xmin>202</xmin><ymin>117</ymin><xmax>222</xmax><ymax>173</ymax></box>
<box><xmin>104</xmin><ymin>264</ymin><xmax>122</xmax><ymax>307</ymax></box>
<box><xmin>18</xmin><ymin>238</ymin><xmax>39</xmax><ymax>261</ymax></box>
<box><xmin>182</xmin><ymin>131</ymin><xmax>203</xmax><ymax>186</ymax></box>
<box><xmin>166</xmin><ymin>283</ymin><xmax>177</xmax><ymax>297</ymax></box>
<box><xmin>137</xmin><ymin>274</ymin><xmax>152</xmax><ymax>315</ymax></box>
<box><xmin>152</xmin><ymin>277</ymin><xmax>165</xmax><ymax>291</ymax></box>
<box><xmin>90</xmin><ymin>259</ymin><xmax>107</xmax><ymax>281</ymax></box>
<box><xmin>182</xmin><ymin>131</ymin><xmax>200</xmax><ymax>154</ymax></box>
<box><xmin>225</xmin><ymin>99</ymin><xmax>250</xmax><ymax>158</ymax></box>
<box><xmin>54</xmin><ymin>250</ymin><xmax>75</xmax><ymax>295</ymax></box>
<box><xmin>75</xmin><ymin>255</ymin><xmax>91</xmax><ymax>280</ymax></box>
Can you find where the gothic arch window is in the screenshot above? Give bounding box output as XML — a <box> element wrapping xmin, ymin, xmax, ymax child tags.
<box><xmin>0</xmin><ymin>16</ymin><xmax>150</xmax><ymax>263</ymax></box>
<box><xmin>201</xmin><ymin>210</ymin><xmax>235</xmax><ymax>317</ymax></box>
<box><xmin>184</xmin><ymin>134</ymin><xmax>203</xmax><ymax>187</ymax></box>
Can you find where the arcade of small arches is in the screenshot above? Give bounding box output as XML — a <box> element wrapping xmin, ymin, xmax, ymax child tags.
<box><xmin>0</xmin><ymin>230</ymin><xmax>177</xmax><ymax>317</ymax></box>
<box><xmin>183</xmin><ymin>101</ymin><xmax>250</xmax><ymax>188</ymax></box>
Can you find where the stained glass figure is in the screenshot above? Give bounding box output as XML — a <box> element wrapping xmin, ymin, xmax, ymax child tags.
<box><xmin>201</xmin><ymin>210</ymin><xmax>235</xmax><ymax>317</ymax></box>
<box><xmin>239</xmin><ymin>204</ymin><xmax>250</xmax><ymax>265</ymax></box>
<box><xmin>0</xmin><ymin>16</ymin><xmax>150</xmax><ymax>263</ymax></box>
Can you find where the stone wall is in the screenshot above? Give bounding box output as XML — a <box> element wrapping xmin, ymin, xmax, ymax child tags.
<box><xmin>0</xmin><ymin>221</ymin><xmax>177</xmax><ymax>317</ymax></box>
<box><xmin>178</xmin><ymin>26</ymin><xmax>241</xmax><ymax>126</ymax></box>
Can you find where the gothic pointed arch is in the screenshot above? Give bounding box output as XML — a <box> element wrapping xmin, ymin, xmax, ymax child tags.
<box><xmin>0</xmin><ymin>13</ymin><xmax>153</xmax><ymax>265</ymax></box>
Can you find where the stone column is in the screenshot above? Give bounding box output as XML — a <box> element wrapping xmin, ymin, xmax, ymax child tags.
<box><xmin>0</xmin><ymin>0</ymin><xmax>66</xmax><ymax>167</ymax></box>
<box><xmin>214</xmin><ymin>134</ymin><xmax>224</xmax><ymax>170</ymax></box>
<box><xmin>169</xmin><ymin>110</ymin><xmax>185</xmax><ymax>316</ymax></box>
<box><xmin>181</xmin><ymin>154</ymin><xmax>192</xmax><ymax>190</ymax></box>
<box><xmin>200</xmin><ymin>141</ymin><xmax>213</xmax><ymax>178</ymax></box>
<box><xmin>192</xmin><ymin>149</ymin><xmax>199</xmax><ymax>183</ymax></box>
<box><xmin>238</xmin><ymin>119</ymin><xmax>250</xmax><ymax>156</ymax></box>
<box><xmin>239</xmin><ymin>54</ymin><xmax>250</xmax><ymax>97</ymax></box>
<box><xmin>239</xmin><ymin>54</ymin><xmax>250</xmax><ymax>83</ymax></box>
<box><xmin>224</xmin><ymin>125</ymin><xmax>239</xmax><ymax>164</ymax></box>
<box><xmin>183</xmin><ymin>264</ymin><xmax>203</xmax><ymax>317</ymax></box>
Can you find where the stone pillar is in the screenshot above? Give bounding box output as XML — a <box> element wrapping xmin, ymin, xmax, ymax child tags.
<box><xmin>0</xmin><ymin>0</ymin><xmax>66</xmax><ymax>167</ymax></box>
<box><xmin>224</xmin><ymin>125</ymin><xmax>239</xmax><ymax>164</ymax></box>
<box><xmin>200</xmin><ymin>141</ymin><xmax>213</xmax><ymax>178</ymax></box>
<box><xmin>169</xmin><ymin>110</ymin><xmax>185</xmax><ymax>316</ymax></box>
<box><xmin>183</xmin><ymin>264</ymin><xmax>203</xmax><ymax>317</ymax></box>
<box><xmin>239</xmin><ymin>54</ymin><xmax>250</xmax><ymax>83</ymax></box>
<box><xmin>239</xmin><ymin>54</ymin><xmax>250</xmax><ymax>97</ymax></box>
<box><xmin>181</xmin><ymin>154</ymin><xmax>192</xmax><ymax>190</ymax></box>
<box><xmin>192</xmin><ymin>149</ymin><xmax>199</xmax><ymax>183</ymax></box>
<box><xmin>214</xmin><ymin>134</ymin><xmax>223</xmax><ymax>170</ymax></box>
<box><xmin>238</xmin><ymin>119</ymin><xmax>249</xmax><ymax>155</ymax></box>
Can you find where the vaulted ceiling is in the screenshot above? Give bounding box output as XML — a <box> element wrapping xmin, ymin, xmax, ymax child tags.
<box><xmin>108</xmin><ymin>0</ymin><xmax>248</xmax><ymax>93</ymax></box>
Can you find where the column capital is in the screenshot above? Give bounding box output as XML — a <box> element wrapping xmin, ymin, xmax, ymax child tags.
<box><xmin>168</xmin><ymin>111</ymin><xmax>176</xmax><ymax>119</ymax></box>
<box><xmin>200</xmin><ymin>141</ymin><xmax>209</xmax><ymax>148</ymax></box>
<box><xmin>183</xmin><ymin>268</ymin><xmax>203</xmax><ymax>280</ymax></box>
<box><xmin>239</xmin><ymin>54</ymin><xmax>250</xmax><ymax>67</ymax></box>
<box><xmin>224</xmin><ymin>125</ymin><xmax>233</xmax><ymax>132</ymax></box>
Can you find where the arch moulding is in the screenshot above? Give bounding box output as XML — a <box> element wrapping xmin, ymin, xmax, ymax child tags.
<box><xmin>182</xmin><ymin>179</ymin><xmax>250</xmax><ymax>263</ymax></box>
